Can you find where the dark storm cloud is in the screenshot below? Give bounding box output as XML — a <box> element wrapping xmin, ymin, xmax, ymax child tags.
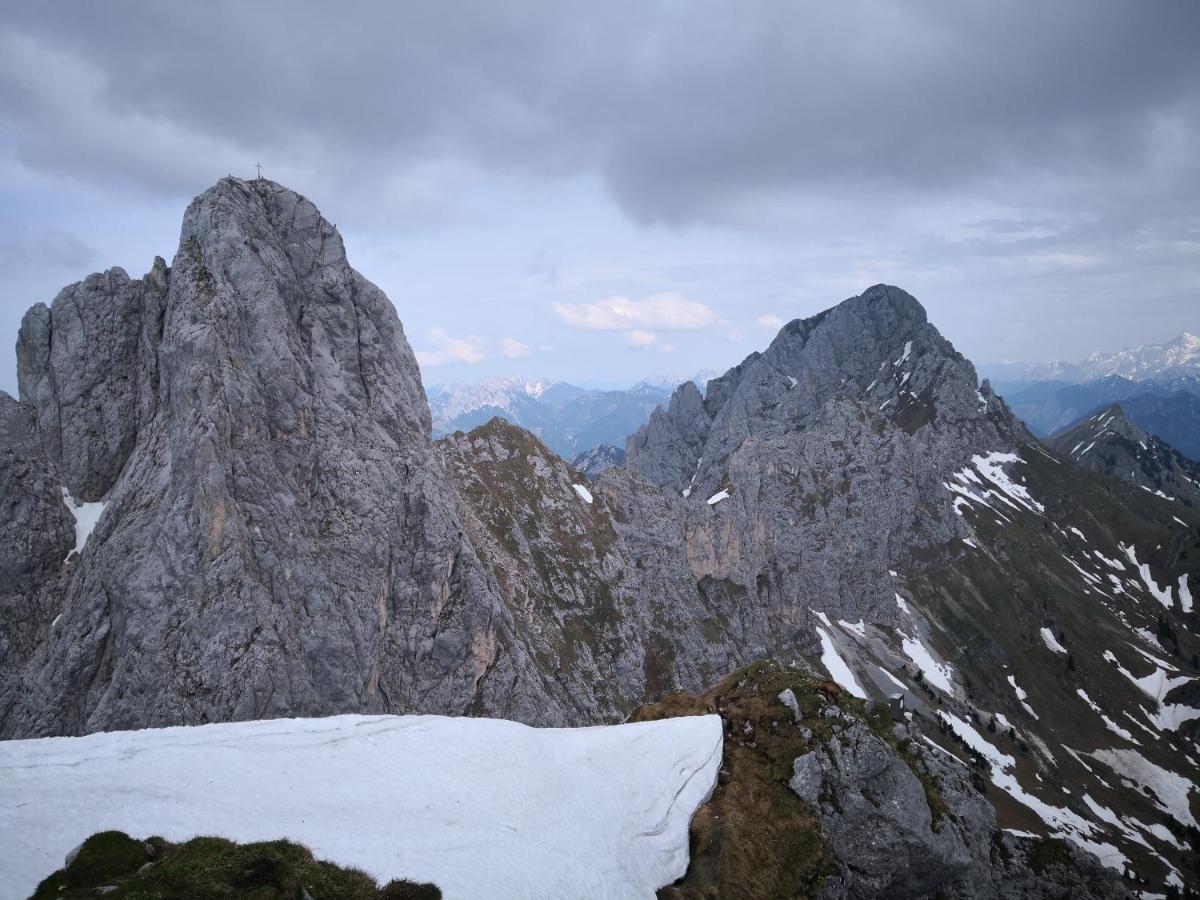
<box><xmin>2</xmin><ymin>0</ymin><xmax>1197</xmax><ymax>227</ymax></box>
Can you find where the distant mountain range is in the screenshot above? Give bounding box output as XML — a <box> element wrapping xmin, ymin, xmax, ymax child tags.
<box><xmin>992</xmin><ymin>334</ymin><xmax>1200</xmax><ymax>462</ymax></box>
<box><xmin>1015</xmin><ymin>331</ymin><xmax>1200</xmax><ymax>383</ymax></box>
<box><xmin>425</xmin><ymin>374</ymin><xmax>713</xmax><ymax>457</ymax></box>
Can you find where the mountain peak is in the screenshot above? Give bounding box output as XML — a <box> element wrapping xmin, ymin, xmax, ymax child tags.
<box><xmin>1024</xmin><ymin>330</ymin><xmax>1200</xmax><ymax>382</ymax></box>
<box><xmin>629</xmin><ymin>283</ymin><xmax>1010</xmax><ymax>496</ymax></box>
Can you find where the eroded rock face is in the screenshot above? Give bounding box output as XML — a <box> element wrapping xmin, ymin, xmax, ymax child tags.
<box><xmin>1048</xmin><ymin>403</ymin><xmax>1200</xmax><ymax>506</ymax></box>
<box><xmin>0</xmin><ymin>392</ymin><xmax>74</xmax><ymax>687</ymax></box>
<box><xmin>624</xmin><ymin>285</ymin><xmax>1026</xmax><ymax>632</ymax></box>
<box><xmin>568</xmin><ymin>443</ymin><xmax>625</xmax><ymax>479</ymax></box>
<box><xmin>438</xmin><ymin>418</ymin><xmax>744</xmax><ymax>721</ymax></box>
<box><xmin>17</xmin><ymin>260</ymin><xmax>168</xmax><ymax>502</ymax></box>
<box><xmin>0</xmin><ymin>393</ymin><xmax>73</xmax><ymax>593</ymax></box>
<box><xmin>791</xmin><ymin>719</ymin><xmax>993</xmax><ymax>898</ymax></box>
<box><xmin>795</xmin><ymin>720</ymin><xmax>1132</xmax><ymax>900</ymax></box>
<box><xmin>0</xmin><ymin>179</ymin><xmax>560</xmax><ymax>735</ymax></box>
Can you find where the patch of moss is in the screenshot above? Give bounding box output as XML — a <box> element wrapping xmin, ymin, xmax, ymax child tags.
<box><xmin>32</xmin><ymin>831</ymin><xmax>441</xmax><ymax>900</ymax></box>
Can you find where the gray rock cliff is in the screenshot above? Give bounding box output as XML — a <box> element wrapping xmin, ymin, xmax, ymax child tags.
<box><xmin>1</xmin><ymin>178</ymin><xmax>560</xmax><ymax>734</ymax></box>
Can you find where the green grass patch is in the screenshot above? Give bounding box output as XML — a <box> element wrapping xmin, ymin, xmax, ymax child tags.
<box><xmin>33</xmin><ymin>831</ymin><xmax>441</xmax><ymax>900</ymax></box>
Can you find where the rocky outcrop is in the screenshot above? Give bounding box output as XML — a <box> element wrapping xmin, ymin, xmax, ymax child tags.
<box><xmin>0</xmin><ymin>393</ymin><xmax>73</xmax><ymax>594</ymax></box>
<box><xmin>438</xmin><ymin>418</ymin><xmax>742</xmax><ymax>720</ymax></box>
<box><xmin>622</xmin><ymin>286</ymin><xmax>1026</xmax><ymax>630</ymax></box>
<box><xmin>0</xmin><ymin>392</ymin><xmax>74</xmax><ymax>691</ymax></box>
<box><xmin>636</xmin><ymin>663</ymin><xmax>1130</xmax><ymax>900</ymax></box>
<box><xmin>17</xmin><ymin>260</ymin><xmax>169</xmax><ymax>502</ymax></box>
<box><xmin>0</xmin><ymin>178</ymin><xmax>566</xmax><ymax>735</ymax></box>
<box><xmin>790</xmin><ymin>718</ymin><xmax>993</xmax><ymax>898</ymax></box>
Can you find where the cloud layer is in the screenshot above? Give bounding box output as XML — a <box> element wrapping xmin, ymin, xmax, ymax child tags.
<box><xmin>1</xmin><ymin>2</ymin><xmax>1197</xmax><ymax>389</ymax></box>
<box><xmin>3</xmin><ymin>1</ymin><xmax>1197</xmax><ymax>229</ymax></box>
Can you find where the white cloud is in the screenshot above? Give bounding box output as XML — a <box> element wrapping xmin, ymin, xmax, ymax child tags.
<box><xmin>756</xmin><ymin>314</ymin><xmax>785</xmax><ymax>329</ymax></box>
<box><xmin>624</xmin><ymin>329</ymin><xmax>658</xmax><ymax>348</ymax></box>
<box><xmin>553</xmin><ymin>292</ymin><xmax>719</xmax><ymax>331</ymax></box>
<box><xmin>501</xmin><ymin>337</ymin><xmax>530</xmax><ymax>358</ymax></box>
<box><xmin>415</xmin><ymin>328</ymin><xmax>486</xmax><ymax>367</ymax></box>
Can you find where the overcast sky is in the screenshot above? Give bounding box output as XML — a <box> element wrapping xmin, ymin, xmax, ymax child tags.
<box><xmin>2</xmin><ymin>1</ymin><xmax>1197</xmax><ymax>393</ymax></box>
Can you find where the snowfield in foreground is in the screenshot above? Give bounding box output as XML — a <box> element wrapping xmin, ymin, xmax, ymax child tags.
<box><xmin>0</xmin><ymin>713</ymin><xmax>722</xmax><ymax>900</ymax></box>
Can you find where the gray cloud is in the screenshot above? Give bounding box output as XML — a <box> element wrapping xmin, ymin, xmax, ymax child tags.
<box><xmin>1</xmin><ymin>1</ymin><xmax>1197</xmax><ymax>392</ymax></box>
<box><xmin>2</xmin><ymin>1</ymin><xmax>1196</xmax><ymax>227</ymax></box>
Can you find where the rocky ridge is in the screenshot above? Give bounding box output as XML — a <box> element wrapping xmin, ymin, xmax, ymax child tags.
<box><xmin>568</xmin><ymin>442</ymin><xmax>625</xmax><ymax>478</ymax></box>
<box><xmin>0</xmin><ymin>178</ymin><xmax>1196</xmax><ymax>893</ymax></box>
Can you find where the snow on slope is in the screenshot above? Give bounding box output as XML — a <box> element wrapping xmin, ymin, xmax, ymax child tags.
<box><xmin>60</xmin><ymin>487</ymin><xmax>106</xmax><ymax>559</ymax></box>
<box><xmin>0</xmin><ymin>713</ymin><xmax>722</xmax><ymax>900</ymax></box>
<box><xmin>811</xmin><ymin>611</ymin><xmax>868</xmax><ymax>699</ymax></box>
<box><xmin>898</xmin><ymin>630</ymin><xmax>955</xmax><ymax>693</ymax></box>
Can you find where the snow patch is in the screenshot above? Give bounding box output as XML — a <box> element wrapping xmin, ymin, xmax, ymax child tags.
<box><xmin>936</xmin><ymin>711</ymin><xmax>1126</xmax><ymax>872</ymax></box>
<box><xmin>571</xmin><ymin>483</ymin><xmax>593</xmax><ymax>504</ymax></box>
<box><xmin>1089</xmin><ymin>748</ymin><xmax>1197</xmax><ymax>829</ymax></box>
<box><xmin>877</xmin><ymin>667</ymin><xmax>907</xmax><ymax>692</ymax></box>
<box><xmin>1007</xmin><ymin>674</ymin><xmax>1039</xmax><ymax>719</ymax></box>
<box><xmin>898</xmin><ymin>630</ymin><xmax>954</xmax><ymax>693</ymax></box>
<box><xmin>1102</xmin><ymin>650</ymin><xmax>1200</xmax><ymax>732</ymax></box>
<box><xmin>970</xmin><ymin>452</ymin><xmax>1045</xmax><ymax>514</ymax></box>
<box><xmin>60</xmin><ymin>488</ymin><xmax>106</xmax><ymax>560</ymax></box>
<box><xmin>1076</xmin><ymin>689</ymin><xmax>1139</xmax><ymax>745</ymax></box>
<box><xmin>706</xmin><ymin>489</ymin><xmax>729</xmax><ymax>506</ymax></box>
<box><xmin>837</xmin><ymin>619</ymin><xmax>866</xmax><ymax>637</ymax></box>
<box><xmin>812</xmin><ymin>613</ymin><xmax>868</xmax><ymax>700</ymax></box>
<box><xmin>0</xmin><ymin>714</ymin><xmax>723</xmax><ymax>900</ymax></box>
<box><xmin>1039</xmin><ymin>627</ymin><xmax>1068</xmax><ymax>655</ymax></box>
<box><xmin>1121</xmin><ymin>544</ymin><xmax>1173</xmax><ymax>609</ymax></box>
<box><xmin>895</xmin><ymin>341</ymin><xmax>913</xmax><ymax>365</ymax></box>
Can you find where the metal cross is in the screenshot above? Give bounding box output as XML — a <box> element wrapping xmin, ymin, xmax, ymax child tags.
<box><xmin>255</xmin><ymin>163</ymin><xmax>263</xmax><ymax>180</ymax></box>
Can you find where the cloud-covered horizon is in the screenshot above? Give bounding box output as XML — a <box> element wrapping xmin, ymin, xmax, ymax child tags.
<box><xmin>1</xmin><ymin>1</ymin><xmax>1197</xmax><ymax>391</ymax></box>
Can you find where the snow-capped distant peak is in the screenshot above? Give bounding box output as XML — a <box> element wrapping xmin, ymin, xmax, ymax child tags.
<box><xmin>1023</xmin><ymin>332</ymin><xmax>1200</xmax><ymax>382</ymax></box>
<box><xmin>428</xmin><ymin>376</ymin><xmax>557</xmax><ymax>422</ymax></box>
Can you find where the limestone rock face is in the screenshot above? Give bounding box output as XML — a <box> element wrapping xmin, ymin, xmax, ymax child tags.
<box><xmin>568</xmin><ymin>443</ymin><xmax>625</xmax><ymax>479</ymax></box>
<box><xmin>17</xmin><ymin>260</ymin><xmax>169</xmax><ymax>502</ymax></box>
<box><xmin>790</xmin><ymin>720</ymin><xmax>993</xmax><ymax>898</ymax></box>
<box><xmin>0</xmin><ymin>179</ymin><xmax>555</xmax><ymax>735</ymax></box>
<box><xmin>623</xmin><ymin>285</ymin><xmax>1028</xmax><ymax>632</ymax></box>
<box><xmin>438</xmin><ymin>418</ymin><xmax>743</xmax><ymax>721</ymax></box>
<box><xmin>793</xmin><ymin>721</ymin><xmax>1131</xmax><ymax>899</ymax></box>
<box><xmin>0</xmin><ymin>393</ymin><xmax>73</xmax><ymax>593</ymax></box>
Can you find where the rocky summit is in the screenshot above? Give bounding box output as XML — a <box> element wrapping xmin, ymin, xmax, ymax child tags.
<box><xmin>1</xmin><ymin>178</ymin><xmax>1197</xmax><ymax>896</ymax></box>
<box><xmin>1049</xmin><ymin>404</ymin><xmax>1200</xmax><ymax>508</ymax></box>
